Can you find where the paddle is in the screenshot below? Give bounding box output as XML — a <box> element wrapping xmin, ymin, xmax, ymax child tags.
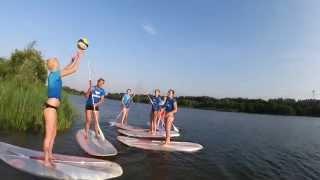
<box><xmin>109</xmin><ymin>111</ymin><xmax>123</xmax><ymax>127</ymax></box>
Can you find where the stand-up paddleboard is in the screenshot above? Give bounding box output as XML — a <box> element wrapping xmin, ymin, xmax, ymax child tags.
<box><xmin>0</xmin><ymin>142</ymin><xmax>122</xmax><ymax>179</ymax></box>
<box><xmin>117</xmin><ymin>136</ymin><xmax>203</xmax><ymax>153</ymax></box>
<box><xmin>76</xmin><ymin>129</ymin><xmax>117</xmax><ymax>156</ymax></box>
<box><xmin>110</xmin><ymin>122</ymin><xmax>148</xmax><ymax>132</ymax></box>
<box><xmin>118</xmin><ymin>129</ymin><xmax>180</xmax><ymax>139</ymax></box>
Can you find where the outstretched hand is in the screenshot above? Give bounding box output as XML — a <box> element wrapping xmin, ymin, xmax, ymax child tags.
<box><xmin>71</xmin><ymin>50</ymin><xmax>85</xmax><ymax>63</ymax></box>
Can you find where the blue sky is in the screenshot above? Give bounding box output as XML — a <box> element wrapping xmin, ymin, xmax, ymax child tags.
<box><xmin>1</xmin><ymin>0</ymin><xmax>320</xmax><ymax>99</ymax></box>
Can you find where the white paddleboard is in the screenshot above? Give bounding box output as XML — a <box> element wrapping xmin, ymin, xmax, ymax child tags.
<box><xmin>76</xmin><ymin>129</ymin><xmax>117</xmax><ymax>157</ymax></box>
<box><xmin>118</xmin><ymin>129</ymin><xmax>180</xmax><ymax>139</ymax></box>
<box><xmin>117</xmin><ymin>136</ymin><xmax>203</xmax><ymax>153</ymax></box>
<box><xmin>0</xmin><ymin>142</ymin><xmax>122</xmax><ymax>179</ymax></box>
<box><xmin>112</xmin><ymin>122</ymin><xmax>148</xmax><ymax>132</ymax></box>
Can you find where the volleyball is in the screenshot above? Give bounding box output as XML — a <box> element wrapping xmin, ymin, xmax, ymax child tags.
<box><xmin>77</xmin><ymin>38</ymin><xmax>89</xmax><ymax>50</ymax></box>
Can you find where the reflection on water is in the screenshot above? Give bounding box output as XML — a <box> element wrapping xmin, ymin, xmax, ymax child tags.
<box><xmin>1</xmin><ymin>95</ymin><xmax>320</xmax><ymax>179</ymax></box>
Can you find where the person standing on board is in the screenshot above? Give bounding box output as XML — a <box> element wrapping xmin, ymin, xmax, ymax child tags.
<box><xmin>43</xmin><ymin>38</ymin><xmax>88</xmax><ymax>167</ymax></box>
<box><xmin>163</xmin><ymin>89</ymin><xmax>178</xmax><ymax>145</ymax></box>
<box><xmin>148</xmin><ymin>89</ymin><xmax>162</xmax><ymax>135</ymax></box>
<box><xmin>157</xmin><ymin>97</ymin><xmax>167</xmax><ymax>131</ymax></box>
<box><xmin>120</xmin><ymin>89</ymin><xmax>135</xmax><ymax>125</ymax></box>
<box><xmin>84</xmin><ymin>78</ymin><xmax>106</xmax><ymax>139</ymax></box>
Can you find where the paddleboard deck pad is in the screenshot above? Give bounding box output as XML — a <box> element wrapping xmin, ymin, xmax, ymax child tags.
<box><xmin>76</xmin><ymin>129</ymin><xmax>117</xmax><ymax>157</ymax></box>
<box><xmin>117</xmin><ymin>136</ymin><xmax>203</xmax><ymax>152</ymax></box>
<box><xmin>118</xmin><ymin>129</ymin><xmax>180</xmax><ymax>139</ymax></box>
<box><xmin>0</xmin><ymin>142</ymin><xmax>122</xmax><ymax>179</ymax></box>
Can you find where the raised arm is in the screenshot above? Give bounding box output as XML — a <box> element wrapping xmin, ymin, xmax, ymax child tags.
<box><xmin>61</xmin><ymin>50</ymin><xmax>85</xmax><ymax>77</ymax></box>
<box><xmin>146</xmin><ymin>94</ymin><xmax>154</xmax><ymax>104</ymax></box>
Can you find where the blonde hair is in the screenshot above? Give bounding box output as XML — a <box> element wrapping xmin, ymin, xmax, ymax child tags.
<box><xmin>47</xmin><ymin>58</ymin><xmax>59</xmax><ymax>71</ymax></box>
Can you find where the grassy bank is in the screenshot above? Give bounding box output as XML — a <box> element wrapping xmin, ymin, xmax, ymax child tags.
<box><xmin>0</xmin><ymin>44</ymin><xmax>75</xmax><ymax>132</ymax></box>
<box><xmin>0</xmin><ymin>80</ymin><xmax>75</xmax><ymax>132</ymax></box>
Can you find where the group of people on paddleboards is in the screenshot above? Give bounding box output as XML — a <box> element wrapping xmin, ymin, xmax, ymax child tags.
<box><xmin>146</xmin><ymin>89</ymin><xmax>178</xmax><ymax>145</ymax></box>
<box><xmin>42</xmin><ymin>39</ymin><xmax>178</xmax><ymax>167</ymax></box>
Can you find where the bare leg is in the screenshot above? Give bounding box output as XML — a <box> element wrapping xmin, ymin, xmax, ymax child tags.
<box><xmin>120</xmin><ymin>108</ymin><xmax>127</xmax><ymax>125</ymax></box>
<box><xmin>124</xmin><ymin>108</ymin><xmax>129</xmax><ymax>125</ymax></box>
<box><xmin>164</xmin><ymin>115</ymin><xmax>175</xmax><ymax>145</ymax></box>
<box><xmin>156</xmin><ymin>114</ymin><xmax>161</xmax><ymax>131</ymax></box>
<box><xmin>152</xmin><ymin>111</ymin><xmax>158</xmax><ymax>134</ymax></box>
<box><xmin>43</xmin><ymin>108</ymin><xmax>57</xmax><ymax>167</ymax></box>
<box><xmin>85</xmin><ymin>110</ymin><xmax>92</xmax><ymax>139</ymax></box>
<box><xmin>48</xmin><ymin>117</ymin><xmax>57</xmax><ymax>164</ymax></box>
<box><xmin>149</xmin><ymin>111</ymin><xmax>153</xmax><ymax>133</ymax></box>
<box><xmin>93</xmin><ymin>110</ymin><xmax>100</xmax><ymax>137</ymax></box>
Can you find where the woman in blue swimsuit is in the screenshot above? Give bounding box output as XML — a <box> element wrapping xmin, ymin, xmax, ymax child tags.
<box><xmin>43</xmin><ymin>50</ymin><xmax>85</xmax><ymax>167</ymax></box>
<box><xmin>120</xmin><ymin>89</ymin><xmax>135</xmax><ymax>125</ymax></box>
<box><xmin>149</xmin><ymin>89</ymin><xmax>162</xmax><ymax>135</ymax></box>
<box><xmin>163</xmin><ymin>89</ymin><xmax>178</xmax><ymax>145</ymax></box>
<box><xmin>84</xmin><ymin>78</ymin><xmax>106</xmax><ymax>139</ymax></box>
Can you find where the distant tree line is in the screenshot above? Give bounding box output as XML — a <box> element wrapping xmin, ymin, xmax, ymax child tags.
<box><xmin>63</xmin><ymin>86</ymin><xmax>85</xmax><ymax>96</ymax></box>
<box><xmin>63</xmin><ymin>88</ymin><xmax>320</xmax><ymax>117</ymax></box>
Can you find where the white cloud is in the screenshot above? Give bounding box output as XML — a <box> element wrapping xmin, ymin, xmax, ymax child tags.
<box><xmin>142</xmin><ymin>24</ymin><xmax>157</xmax><ymax>35</ymax></box>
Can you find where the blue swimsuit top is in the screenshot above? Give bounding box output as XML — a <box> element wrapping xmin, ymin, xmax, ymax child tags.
<box><xmin>122</xmin><ymin>94</ymin><xmax>133</xmax><ymax>108</ymax></box>
<box><xmin>48</xmin><ymin>70</ymin><xmax>62</xmax><ymax>100</ymax></box>
<box><xmin>86</xmin><ymin>86</ymin><xmax>106</xmax><ymax>106</ymax></box>
<box><xmin>151</xmin><ymin>96</ymin><xmax>162</xmax><ymax>111</ymax></box>
<box><xmin>164</xmin><ymin>98</ymin><xmax>177</xmax><ymax>112</ymax></box>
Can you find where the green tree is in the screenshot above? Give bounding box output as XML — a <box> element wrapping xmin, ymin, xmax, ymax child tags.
<box><xmin>8</xmin><ymin>41</ymin><xmax>47</xmax><ymax>83</ymax></box>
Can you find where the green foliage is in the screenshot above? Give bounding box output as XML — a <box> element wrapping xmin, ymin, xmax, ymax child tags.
<box><xmin>0</xmin><ymin>80</ymin><xmax>74</xmax><ymax>132</ymax></box>
<box><xmin>7</xmin><ymin>42</ymin><xmax>47</xmax><ymax>84</ymax></box>
<box><xmin>0</xmin><ymin>43</ymin><xmax>75</xmax><ymax>132</ymax></box>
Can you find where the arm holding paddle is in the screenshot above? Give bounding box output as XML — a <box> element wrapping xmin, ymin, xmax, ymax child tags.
<box><xmin>121</xmin><ymin>95</ymin><xmax>126</xmax><ymax>107</ymax></box>
<box><xmin>94</xmin><ymin>94</ymin><xmax>105</xmax><ymax>108</ymax></box>
<box><xmin>144</xmin><ymin>93</ymin><xmax>154</xmax><ymax>105</ymax></box>
<box><xmin>85</xmin><ymin>80</ymin><xmax>92</xmax><ymax>98</ymax></box>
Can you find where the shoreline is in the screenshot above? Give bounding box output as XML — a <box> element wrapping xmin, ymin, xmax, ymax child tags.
<box><xmin>66</xmin><ymin>91</ymin><xmax>320</xmax><ymax>119</ymax></box>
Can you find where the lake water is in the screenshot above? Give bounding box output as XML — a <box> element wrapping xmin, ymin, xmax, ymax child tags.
<box><xmin>1</xmin><ymin>95</ymin><xmax>320</xmax><ymax>179</ymax></box>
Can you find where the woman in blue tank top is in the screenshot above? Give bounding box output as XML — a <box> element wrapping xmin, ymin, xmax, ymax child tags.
<box><xmin>43</xmin><ymin>50</ymin><xmax>85</xmax><ymax>167</ymax></box>
<box><xmin>148</xmin><ymin>89</ymin><xmax>162</xmax><ymax>135</ymax></box>
<box><xmin>164</xmin><ymin>89</ymin><xmax>178</xmax><ymax>145</ymax></box>
<box><xmin>120</xmin><ymin>89</ymin><xmax>135</xmax><ymax>125</ymax></box>
<box><xmin>84</xmin><ymin>78</ymin><xmax>106</xmax><ymax>139</ymax></box>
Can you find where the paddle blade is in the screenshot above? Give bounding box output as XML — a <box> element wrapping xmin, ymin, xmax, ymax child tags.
<box><xmin>109</xmin><ymin>121</ymin><xmax>117</xmax><ymax>127</ymax></box>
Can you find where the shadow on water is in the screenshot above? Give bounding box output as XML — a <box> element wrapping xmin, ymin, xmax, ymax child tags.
<box><xmin>1</xmin><ymin>95</ymin><xmax>320</xmax><ymax>179</ymax></box>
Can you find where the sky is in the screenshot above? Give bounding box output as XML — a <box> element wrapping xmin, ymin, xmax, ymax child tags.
<box><xmin>1</xmin><ymin>0</ymin><xmax>320</xmax><ymax>99</ymax></box>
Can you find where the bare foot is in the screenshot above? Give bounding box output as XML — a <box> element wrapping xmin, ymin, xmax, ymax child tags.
<box><xmin>43</xmin><ymin>160</ymin><xmax>54</xmax><ymax>168</ymax></box>
<box><xmin>50</xmin><ymin>160</ymin><xmax>56</xmax><ymax>168</ymax></box>
<box><xmin>49</xmin><ymin>155</ymin><xmax>56</xmax><ymax>161</ymax></box>
<box><xmin>162</xmin><ymin>141</ymin><xmax>170</xmax><ymax>146</ymax></box>
<box><xmin>95</xmin><ymin>132</ymin><xmax>101</xmax><ymax>139</ymax></box>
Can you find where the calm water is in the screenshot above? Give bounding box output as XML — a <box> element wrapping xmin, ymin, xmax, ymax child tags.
<box><xmin>1</xmin><ymin>95</ymin><xmax>320</xmax><ymax>180</ymax></box>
